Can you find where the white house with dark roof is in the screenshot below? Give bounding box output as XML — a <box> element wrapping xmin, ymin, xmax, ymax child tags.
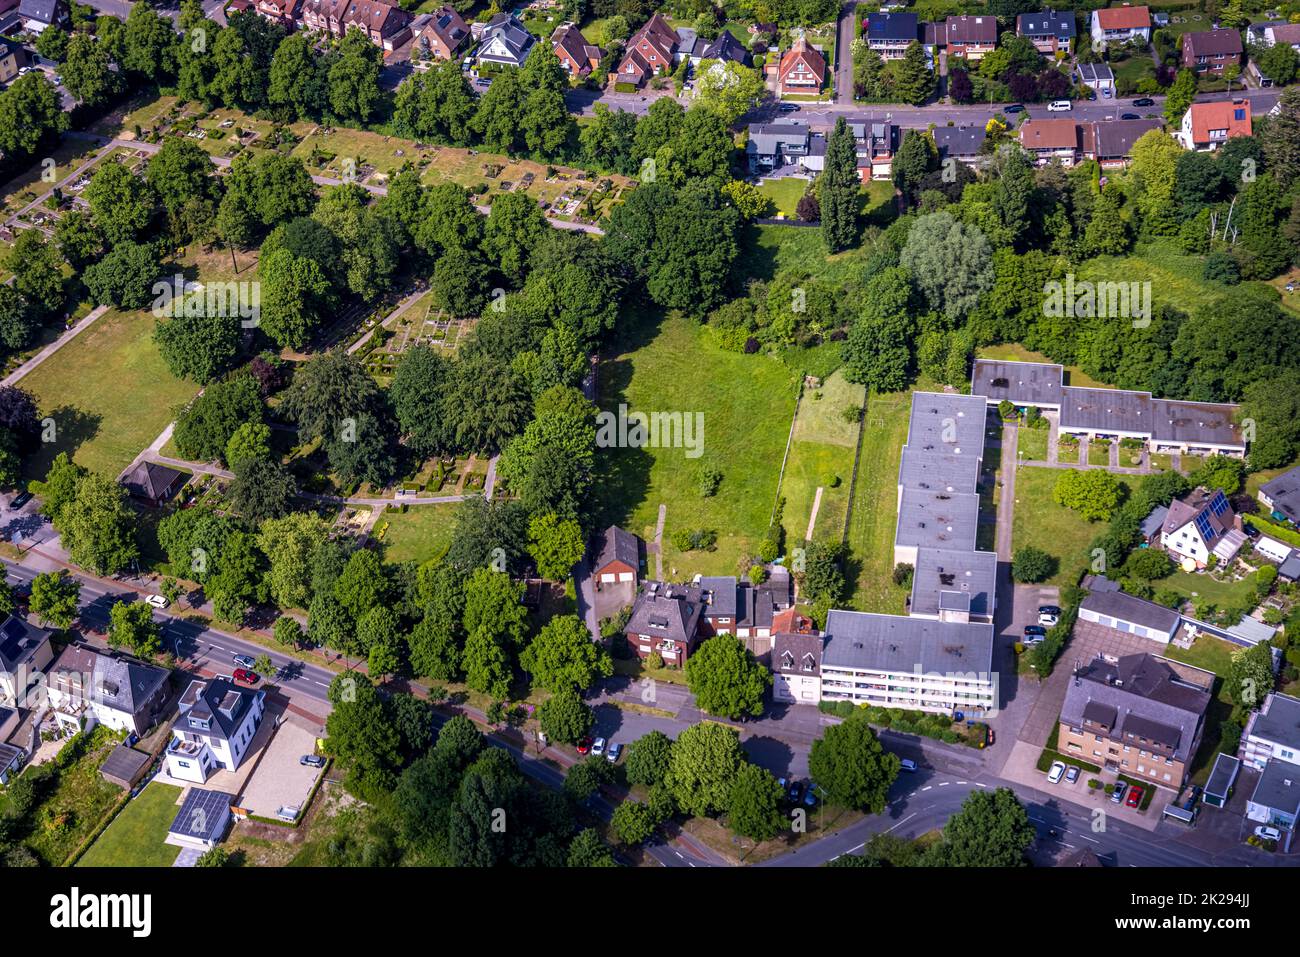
<box><xmin>772</xmin><ymin>630</ymin><xmax>822</xmax><ymax>704</ymax></box>
<box><xmin>1259</xmin><ymin>466</ymin><xmax>1300</xmax><ymax>524</ymax></box>
<box><xmin>166</xmin><ymin>677</ymin><xmax>266</xmax><ymax>784</ymax></box>
<box><xmin>1161</xmin><ymin>487</ymin><xmax>1245</xmax><ymax>569</ymax></box>
<box><xmin>167</xmin><ymin>787</ymin><xmax>234</xmax><ymax>851</ymax></box>
<box><xmin>18</xmin><ymin>0</ymin><xmax>66</xmax><ymax>33</ymax></box>
<box><xmin>1017</xmin><ymin>9</ymin><xmax>1076</xmax><ymax>55</ymax></box>
<box><xmin>45</xmin><ymin>644</ymin><xmax>170</xmax><ymax>737</ymax></box>
<box><xmin>1242</xmin><ymin>692</ymin><xmax>1300</xmax><ymax>770</ymax></box>
<box><xmin>476</xmin><ymin>12</ymin><xmax>535</xmax><ymax>67</ymax></box>
<box><xmin>1078</xmin><ymin>589</ymin><xmax>1181</xmax><ymax>644</ymax></box>
<box><xmin>932</xmin><ymin>125</ymin><xmax>987</xmax><ymax>165</ymax></box>
<box><xmin>0</xmin><ymin>615</ymin><xmax>52</xmax><ymax>707</ymax></box>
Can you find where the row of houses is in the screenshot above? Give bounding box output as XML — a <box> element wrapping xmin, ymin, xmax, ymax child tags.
<box><xmin>746</xmin><ymin>117</ymin><xmax>897</xmax><ymax>180</ymax></box>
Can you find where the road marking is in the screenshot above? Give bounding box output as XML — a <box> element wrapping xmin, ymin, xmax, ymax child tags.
<box><xmin>1079</xmin><ymin>835</ymin><xmax>1100</xmax><ymax>844</ymax></box>
<box><xmin>887</xmin><ymin>812</ymin><xmax>917</xmax><ymax>833</ymax></box>
<box><xmin>957</xmin><ymin>781</ymin><xmax>967</xmax><ymax>785</ymax></box>
<box><xmin>975</xmin><ymin>782</ymin><xmax>987</xmax><ymax>787</ymax></box>
<box><xmin>938</xmin><ymin>781</ymin><xmax>949</xmax><ymax>786</ymax></box>
<box><xmin>921</xmin><ymin>785</ymin><xmax>932</xmax><ymax>791</ymax></box>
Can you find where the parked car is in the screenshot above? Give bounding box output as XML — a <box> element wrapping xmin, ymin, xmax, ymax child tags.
<box><xmin>1038</xmin><ymin>612</ymin><xmax>1059</xmax><ymax>627</ymax></box>
<box><xmin>1255</xmin><ymin>825</ymin><xmax>1281</xmax><ymax>841</ymax></box>
<box><xmin>778</xmin><ymin>102</ymin><xmax>799</xmax><ymax>113</ymax></box>
<box><xmin>1121</xmin><ymin>112</ymin><xmax>1140</xmax><ymax>120</ymax></box>
<box><xmin>803</xmin><ymin>783</ymin><xmax>818</xmax><ymax>807</ymax></box>
<box><xmin>1038</xmin><ymin>605</ymin><xmax>1060</xmax><ymax>617</ymax></box>
<box><xmin>1111</xmin><ymin>782</ymin><xmax>1128</xmax><ymax>804</ymax></box>
<box><xmin>900</xmin><ymin>758</ymin><xmax>919</xmax><ymax>772</ymax></box>
<box><xmin>1047</xmin><ymin>99</ymin><xmax>1072</xmax><ymax>112</ymax></box>
<box><xmin>232</xmin><ymin>668</ymin><xmax>259</xmax><ymax>685</ymax></box>
<box><xmin>607</xmin><ymin>742</ymin><xmax>623</xmax><ymax>764</ymax></box>
<box><xmin>9</xmin><ymin>491</ymin><xmax>32</xmax><ymax>509</ymax></box>
<box><xmin>233</xmin><ymin>654</ymin><xmax>256</xmax><ymax>669</ymax></box>
<box><xmin>1133</xmin><ymin>97</ymin><xmax>1155</xmax><ymax>107</ymax></box>
<box><xmin>788</xmin><ymin>780</ymin><xmax>804</xmax><ymax>803</ymax></box>
<box><xmin>592</xmin><ymin>737</ymin><xmax>606</xmax><ymax>757</ymax></box>
<box><xmin>576</xmin><ymin>737</ymin><xmax>593</xmax><ymax>755</ymax></box>
<box><xmin>1022</xmin><ymin>635</ymin><xmax>1044</xmax><ymax>646</ymax></box>
<box><xmin>145</xmin><ymin>594</ymin><xmax>169</xmax><ymax>609</ymax></box>
<box><xmin>1065</xmin><ymin>765</ymin><xmax>1080</xmax><ymax>784</ymax></box>
<box><xmin>301</xmin><ymin>754</ymin><xmax>326</xmax><ymax>768</ymax></box>
<box><xmin>1024</xmin><ymin>624</ymin><xmax>1047</xmax><ymax>638</ymax></box>
<box><xmin>1126</xmin><ymin>785</ymin><xmax>1144</xmax><ymax>808</ymax></box>
<box><xmin>1047</xmin><ymin>761</ymin><xmax>1066</xmax><ymax>784</ymax></box>
<box><xmin>1003</xmin><ymin>103</ymin><xmax>1025</xmax><ymax>114</ymax></box>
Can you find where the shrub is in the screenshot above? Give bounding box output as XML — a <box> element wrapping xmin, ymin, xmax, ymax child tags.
<box><xmin>1012</xmin><ymin>546</ymin><xmax>1055</xmax><ymax>583</ymax></box>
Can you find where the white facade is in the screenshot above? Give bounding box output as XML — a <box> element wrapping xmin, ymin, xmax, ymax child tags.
<box><xmin>1241</xmin><ymin>694</ymin><xmax>1300</xmax><ymax>771</ymax></box>
<box><xmin>166</xmin><ymin>687</ymin><xmax>266</xmax><ymax>784</ymax></box>
<box><xmin>1162</xmin><ymin>521</ymin><xmax>1212</xmax><ymax>568</ymax></box>
<box><xmin>819</xmin><ymin>662</ymin><xmax>995</xmax><ymax>716</ymax></box>
<box><xmin>1089</xmin><ymin>12</ymin><xmax>1150</xmax><ymax>48</ymax></box>
<box><xmin>1077</xmin><ymin>605</ymin><xmax>1177</xmax><ymax>643</ymax></box>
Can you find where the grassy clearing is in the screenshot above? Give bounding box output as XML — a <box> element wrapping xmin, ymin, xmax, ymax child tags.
<box><xmin>756</xmin><ymin>177</ymin><xmax>810</xmax><ymax>218</ymax></box>
<box><xmin>1011</xmin><ymin>465</ymin><xmax>1137</xmax><ymax>586</ymax></box>
<box><xmin>782</xmin><ymin>371</ymin><xmax>865</xmax><ymax>544</ymax></box>
<box><xmin>77</xmin><ymin>782</ymin><xmax>183</xmax><ymax>867</ymax></box>
<box><xmin>844</xmin><ymin>388</ymin><xmax>912</xmax><ymax>613</ymax></box>
<box><xmin>1159</xmin><ymin>570</ymin><xmax>1259</xmax><ymax>610</ymax></box>
<box><xmin>19</xmin><ymin>307</ymin><xmax>200</xmax><ymax>481</ymax></box>
<box><xmin>1076</xmin><ymin>240</ymin><xmax>1266</xmax><ymax>316</ymax></box>
<box><xmin>1018</xmin><ymin>426</ymin><xmax>1048</xmax><ymax>461</ymax></box>
<box><xmin>1088</xmin><ymin>439</ymin><xmax>1112</xmax><ymax>467</ymax></box>
<box><xmin>378</xmin><ymin>504</ymin><xmax>460</xmax><ymax>565</ymax></box>
<box><xmin>1163</xmin><ymin>633</ymin><xmax>1239</xmax><ymax>679</ymax></box>
<box><xmin>593</xmin><ymin>311</ymin><xmax>799</xmax><ymax>578</ymax></box>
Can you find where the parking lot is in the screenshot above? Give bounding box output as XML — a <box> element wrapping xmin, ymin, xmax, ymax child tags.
<box><xmin>235</xmin><ymin>713</ymin><xmax>324</xmax><ymax>821</ymax></box>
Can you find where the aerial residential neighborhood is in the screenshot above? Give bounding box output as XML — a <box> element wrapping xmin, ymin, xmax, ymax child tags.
<box><xmin>0</xmin><ymin>0</ymin><xmax>1295</xmax><ymax>919</ymax></box>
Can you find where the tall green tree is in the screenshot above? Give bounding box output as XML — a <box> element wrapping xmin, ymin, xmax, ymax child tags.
<box><xmin>821</xmin><ymin>118</ymin><xmax>859</xmax><ymax>253</ymax></box>
<box><xmin>685</xmin><ymin>635</ymin><xmax>771</xmax><ymax>719</ymax></box>
<box><xmin>807</xmin><ymin>718</ymin><xmax>899</xmax><ymax>813</ymax></box>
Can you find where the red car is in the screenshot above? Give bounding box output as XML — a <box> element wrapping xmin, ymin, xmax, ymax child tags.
<box><xmin>1125</xmin><ymin>785</ymin><xmax>1144</xmax><ymax>808</ymax></box>
<box><xmin>576</xmin><ymin>737</ymin><xmax>594</xmax><ymax>755</ymax></box>
<box><xmin>232</xmin><ymin>668</ymin><xmax>259</xmax><ymax>685</ymax></box>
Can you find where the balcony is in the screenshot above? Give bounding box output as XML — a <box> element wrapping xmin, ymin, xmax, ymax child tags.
<box><xmin>167</xmin><ymin>738</ymin><xmax>205</xmax><ymax>759</ymax></box>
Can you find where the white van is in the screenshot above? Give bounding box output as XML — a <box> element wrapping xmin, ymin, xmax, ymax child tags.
<box><xmin>1047</xmin><ymin>99</ymin><xmax>1073</xmax><ymax>112</ymax></box>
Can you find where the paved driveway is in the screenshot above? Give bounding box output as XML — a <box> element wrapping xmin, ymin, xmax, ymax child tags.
<box><xmin>236</xmin><ymin>716</ymin><xmax>323</xmax><ymax>820</ymax></box>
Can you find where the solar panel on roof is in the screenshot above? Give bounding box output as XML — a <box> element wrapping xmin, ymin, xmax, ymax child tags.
<box><xmin>1209</xmin><ymin>491</ymin><xmax>1229</xmax><ymax>516</ymax></box>
<box><xmin>1195</xmin><ymin>514</ymin><xmax>1215</xmax><ymax>541</ymax></box>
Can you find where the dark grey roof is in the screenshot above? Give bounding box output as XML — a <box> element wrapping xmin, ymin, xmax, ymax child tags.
<box><xmin>19</xmin><ymin>0</ymin><xmax>63</xmax><ymax>24</ymax></box>
<box><xmin>1260</xmin><ymin>466</ymin><xmax>1300</xmax><ymax>522</ymax></box>
<box><xmin>867</xmin><ymin>11</ymin><xmax>919</xmax><ymax>42</ymax></box>
<box><xmin>100</xmin><ymin>744</ymin><xmax>150</xmax><ymax>784</ymax></box>
<box><xmin>906</xmin><ymin>392</ymin><xmax>987</xmax><ymax>455</ymax></box>
<box><xmin>895</xmin><ymin>488</ymin><xmax>980</xmax><ymax>553</ymax></box>
<box><xmin>48</xmin><ymin>644</ymin><xmax>170</xmax><ymax>717</ymax></box>
<box><xmin>1140</xmin><ymin>505</ymin><xmax>1168</xmax><ymax>538</ymax></box>
<box><xmin>1249</xmin><ymin>693</ymin><xmax>1300</xmax><ymax>750</ymax></box>
<box><xmin>593</xmin><ymin>525</ymin><xmax>639</xmax><ymax>572</ymax></box>
<box><xmin>1017</xmin><ymin>9</ymin><xmax>1076</xmax><ymax>38</ymax></box>
<box><xmin>1205</xmin><ymin>752</ymin><xmax>1240</xmax><ymax>800</ymax></box>
<box><xmin>1060</xmin><ymin>386</ymin><xmax>1152</xmax><ymax>435</ymax></box>
<box><xmin>1163</xmin><ymin>487</ymin><xmax>1235</xmax><ymax>545</ymax></box>
<box><xmin>179</xmin><ymin>678</ymin><xmax>259</xmax><ymax>742</ymax></box>
<box><xmin>626</xmin><ymin>581</ymin><xmax>703</xmax><ymax>645</ymax></box>
<box><xmin>897</xmin><ymin>449</ymin><xmax>982</xmax><ymax>495</ymax></box>
<box><xmin>1280</xmin><ymin>553</ymin><xmax>1300</xmax><ymax>581</ymax></box>
<box><xmin>699</xmin><ymin>576</ymin><xmax>738</xmax><ymax>618</ymax></box>
<box><xmin>1249</xmin><ymin>759</ymin><xmax>1300</xmax><ymax>816</ymax></box>
<box><xmin>1091</xmin><ymin>117</ymin><xmax>1163</xmax><ymax>158</ymax></box>
<box><xmin>0</xmin><ymin>741</ymin><xmax>22</xmax><ymax>769</ymax></box>
<box><xmin>1076</xmin><ymin>62</ymin><xmax>1115</xmax><ymax>83</ymax></box>
<box><xmin>701</xmin><ymin>29</ymin><xmax>748</xmax><ymax>64</ymax></box>
<box><xmin>481</xmin><ymin>13</ymin><xmax>535</xmax><ymax>63</ymax></box>
<box><xmin>1081</xmin><ymin>589</ymin><xmax>1181</xmax><ymax>634</ymax></box>
<box><xmin>1082</xmin><ymin>699</ymin><xmax>1118</xmax><ymax>728</ymax></box>
<box><xmin>1149</xmin><ymin>398</ymin><xmax>1243</xmax><ymax>449</ymax></box>
<box><xmin>169</xmin><ymin>787</ymin><xmax>232</xmax><ymax>843</ymax></box>
<box><xmin>822</xmin><ymin>610</ymin><xmax>994</xmax><ymax>675</ymax></box>
<box><xmin>910</xmin><ymin>547</ymin><xmax>997</xmax><ymax>618</ymax></box>
<box><xmin>773</xmin><ymin>632</ymin><xmax>822</xmax><ymax>676</ymax></box>
<box><xmin>932</xmin><ymin>125</ymin><xmax>986</xmax><ymax>159</ymax></box>
<box><xmin>122</xmin><ymin>461</ymin><xmax>186</xmax><ymax>500</ymax></box>
<box><xmin>0</xmin><ymin>615</ymin><xmax>49</xmax><ymax>674</ymax></box>
<box><xmin>971</xmin><ymin>359</ymin><xmax>1065</xmax><ymax>407</ymax></box>
<box><xmin>1183</xmin><ymin>27</ymin><xmax>1242</xmax><ymax>57</ymax></box>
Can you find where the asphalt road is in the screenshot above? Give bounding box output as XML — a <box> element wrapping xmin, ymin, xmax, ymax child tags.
<box><xmin>3</xmin><ymin>560</ymin><xmax>338</xmax><ymax>709</ymax></box>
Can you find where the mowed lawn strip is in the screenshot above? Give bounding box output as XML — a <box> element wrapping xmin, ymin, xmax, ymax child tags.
<box><xmin>844</xmin><ymin>388</ymin><xmax>911</xmax><ymax>614</ymax></box>
<box><xmin>77</xmin><ymin>782</ymin><xmax>184</xmax><ymax>868</ymax></box>
<box><xmin>782</xmin><ymin>371</ymin><xmax>865</xmax><ymax>544</ymax></box>
<box><xmin>380</xmin><ymin>504</ymin><xmax>459</xmax><ymax>565</ymax></box>
<box><xmin>19</xmin><ymin>308</ymin><xmax>200</xmax><ymax>481</ymax></box>
<box><xmin>1010</xmin><ymin>465</ymin><xmax>1136</xmax><ymax>587</ymax></box>
<box><xmin>595</xmin><ymin>313</ymin><xmax>799</xmax><ymax>578</ymax></box>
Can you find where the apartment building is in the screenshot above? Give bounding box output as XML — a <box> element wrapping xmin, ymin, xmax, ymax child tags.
<box><xmin>1058</xmin><ymin>653</ymin><xmax>1213</xmax><ymax>791</ymax></box>
<box><xmin>298</xmin><ymin>0</ymin><xmax>411</xmax><ymax>50</ymax></box>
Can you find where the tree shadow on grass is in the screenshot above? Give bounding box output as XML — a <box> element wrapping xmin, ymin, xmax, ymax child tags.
<box><xmin>20</xmin><ymin>406</ymin><xmax>102</xmax><ymax>482</ymax></box>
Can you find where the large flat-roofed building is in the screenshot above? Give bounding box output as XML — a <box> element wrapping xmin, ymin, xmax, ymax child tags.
<box><xmin>894</xmin><ymin>488</ymin><xmax>981</xmax><ymax>567</ymax></box>
<box><xmin>905</xmin><ymin>391</ymin><xmax>988</xmax><ymax>452</ymax></box>
<box><xmin>910</xmin><ymin>547</ymin><xmax>998</xmax><ymax>623</ymax></box>
<box><xmin>970</xmin><ymin>359</ymin><xmax>1245</xmax><ymax>456</ymax></box>
<box><xmin>1058</xmin><ymin>652</ymin><xmax>1212</xmax><ymax>791</ymax></box>
<box><xmin>819</xmin><ymin>610</ymin><xmax>996</xmax><ymax>716</ymax></box>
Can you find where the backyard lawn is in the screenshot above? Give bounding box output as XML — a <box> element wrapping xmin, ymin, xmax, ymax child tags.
<box><xmin>593</xmin><ymin>311</ymin><xmax>800</xmax><ymax>578</ymax></box>
<box><xmin>1088</xmin><ymin>439</ymin><xmax>1111</xmax><ymax>467</ymax></box>
<box><xmin>1018</xmin><ymin>426</ymin><xmax>1048</xmax><ymax>461</ymax></box>
<box><xmin>844</xmin><ymin>388</ymin><xmax>913</xmax><ymax>613</ymax></box>
<box><xmin>77</xmin><ymin>782</ymin><xmax>184</xmax><ymax>867</ymax></box>
<box><xmin>1163</xmin><ymin>633</ymin><xmax>1240</xmax><ymax>679</ymax></box>
<box><xmin>379</xmin><ymin>504</ymin><xmax>459</xmax><ymax>565</ymax></box>
<box><xmin>1158</xmin><ymin>569</ymin><xmax>1259</xmax><ymax>612</ymax></box>
<box><xmin>756</xmin><ymin>177</ymin><xmax>809</xmax><ymax>218</ymax></box>
<box><xmin>19</xmin><ymin>307</ymin><xmax>200</xmax><ymax>481</ymax></box>
<box><xmin>780</xmin><ymin>371</ymin><xmax>865</xmax><ymax>545</ymax></box>
<box><xmin>1011</xmin><ymin>465</ymin><xmax>1136</xmax><ymax>586</ymax></box>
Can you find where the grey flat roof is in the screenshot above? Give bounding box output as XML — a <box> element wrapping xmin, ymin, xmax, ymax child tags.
<box><xmin>1205</xmin><ymin>752</ymin><xmax>1240</xmax><ymax>799</ymax></box>
<box><xmin>100</xmin><ymin>744</ymin><xmax>150</xmax><ymax>784</ymax></box>
<box><xmin>897</xmin><ymin>448</ymin><xmax>982</xmax><ymax>495</ymax></box>
<box><xmin>1149</xmin><ymin>398</ymin><xmax>1243</xmax><ymax>449</ymax></box>
<box><xmin>1060</xmin><ymin>386</ymin><xmax>1153</xmax><ymax>435</ymax></box>
<box><xmin>1250</xmin><ymin>693</ymin><xmax>1300</xmax><ymax>751</ymax></box>
<box><xmin>1140</xmin><ymin>505</ymin><xmax>1168</xmax><ymax>538</ymax></box>
<box><xmin>822</xmin><ymin>609</ymin><xmax>994</xmax><ymax>675</ymax></box>
<box><xmin>1081</xmin><ymin>589</ymin><xmax>1181</xmax><ymax>634</ymax></box>
<box><xmin>906</xmin><ymin>392</ymin><xmax>988</xmax><ymax>454</ymax></box>
<box><xmin>895</xmin><ymin>488</ymin><xmax>981</xmax><ymax>552</ymax></box>
<box><xmin>1250</xmin><ymin>759</ymin><xmax>1300</xmax><ymax>816</ymax></box>
<box><xmin>910</xmin><ymin>546</ymin><xmax>997</xmax><ymax>618</ymax></box>
<box><xmin>970</xmin><ymin>359</ymin><xmax>1064</xmax><ymax>406</ymax></box>
<box><xmin>169</xmin><ymin>787</ymin><xmax>233</xmax><ymax>843</ymax></box>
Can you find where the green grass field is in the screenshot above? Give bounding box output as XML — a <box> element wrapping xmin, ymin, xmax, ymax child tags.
<box><xmin>1163</xmin><ymin>633</ymin><xmax>1239</xmax><ymax>679</ymax></box>
<box><xmin>1011</xmin><ymin>465</ymin><xmax>1136</xmax><ymax>586</ymax></box>
<box><xmin>756</xmin><ymin>177</ymin><xmax>810</xmax><ymax>218</ymax></box>
<box><xmin>1018</xmin><ymin>426</ymin><xmax>1048</xmax><ymax>461</ymax></box>
<box><xmin>594</xmin><ymin>312</ymin><xmax>800</xmax><ymax>577</ymax></box>
<box><xmin>19</xmin><ymin>308</ymin><xmax>200</xmax><ymax>481</ymax></box>
<box><xmin>844</xmin><ymin>388</ymin><xmax>913</xmax><ymax>613</ymax></box>
<box><xmin>1088</xmin><ymin>439</ymin><xmax>1112</xmax><ymax>467</ymax></box>
<box><xmin>781</xmin><ymin>371</ymin><xmax>865</xmax><ymax>545</ymax></box>
<box><xmin>77</xmin><ymin>783</ymin><xmax>183</xmax><ymax>868</ymax></box>
<box><xmin>379</xmin><ymin>504</ymin><xmax>459</xmax><ymax>565</ymax></box>
<box><xmin>1159</xmin><ymin>570</ymin><xmax>1259</xmax><ymax>611</ymax></box>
